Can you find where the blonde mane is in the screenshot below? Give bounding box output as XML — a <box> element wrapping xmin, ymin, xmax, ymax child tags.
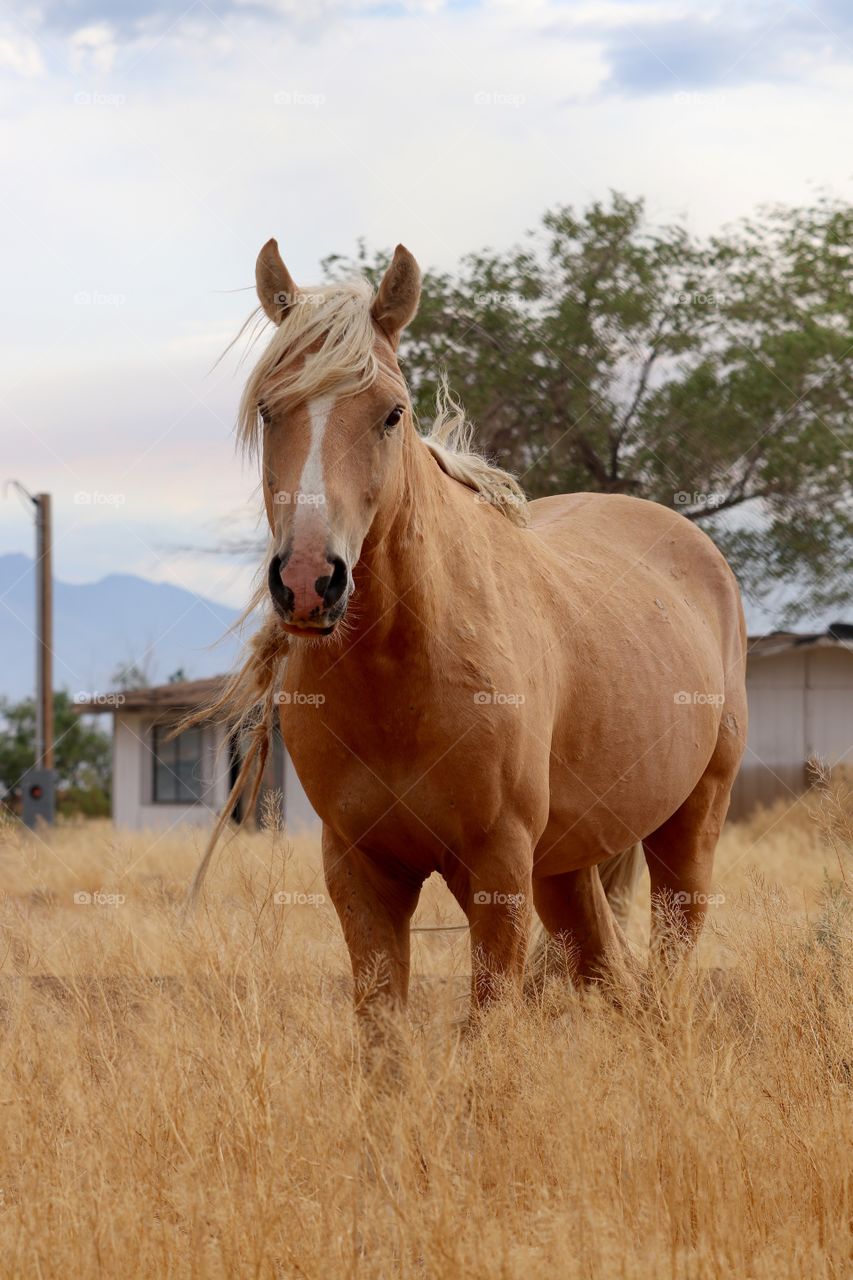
<box><xmin>236</xmin><ymin>277</ymin><xmax>529</xmax><ymax>527</ymax></box>
<box><xmin>420</xmin><ymin>376</ymin><xmax>529</xmax><ymax>528</ymax></box>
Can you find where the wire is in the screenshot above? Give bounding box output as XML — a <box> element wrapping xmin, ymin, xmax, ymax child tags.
<box><xmin>3</xmin><ymin>479</ymin><xmax>37</xmax><ymax>517</ymax></box>
<box><xmin>411</xmin><ymin>924</ymin><xmax>469</xmax><ymax>933</ymax></box>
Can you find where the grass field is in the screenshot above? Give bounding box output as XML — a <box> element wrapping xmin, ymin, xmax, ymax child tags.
<box><xmin>0</xmin><ymin>785</ymin><xmax>849</xmax><ymax>1278</ymax></box>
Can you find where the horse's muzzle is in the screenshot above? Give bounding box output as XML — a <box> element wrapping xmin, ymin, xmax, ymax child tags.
<box><xmin>268</xmin><ymin>549</ymin><xmax>350</xmax><ymax>634</ymax></box>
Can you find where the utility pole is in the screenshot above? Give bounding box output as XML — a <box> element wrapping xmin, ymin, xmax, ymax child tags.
<box><xmin>5</xmin><ymin>482</ymin><xmax>56</xmax><ymax>826</ymax></box>
<box><xmin>35</xmin><ymin>494</ymin><xmax>53</xmax><ymax>770</ymax></box>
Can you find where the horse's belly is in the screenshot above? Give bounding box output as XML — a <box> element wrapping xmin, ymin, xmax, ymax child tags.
<box><xmin>538</xmin><ymin>698</ymin><xmax>722</xmax><ymax>873</ymax></box>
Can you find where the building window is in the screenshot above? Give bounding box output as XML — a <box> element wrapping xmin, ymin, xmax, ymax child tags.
<box><xmin>151</xmin><ymin>724</ymin><xmax>205</xmax><ymax>804</ymax></box>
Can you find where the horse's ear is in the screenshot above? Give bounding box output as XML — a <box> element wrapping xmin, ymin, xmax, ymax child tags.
<box><xmin>255</xmin><ymin>238</ymin><xmax>299</xmax><ymax>324</ymax></box>
<box><xmin>371</xmin><ymin>244</ymin><xmax>421</xmax><ymax>346</ymax></box>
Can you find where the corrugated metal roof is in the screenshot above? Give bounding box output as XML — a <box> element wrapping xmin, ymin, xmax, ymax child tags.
<box><xmin>747</xmin><ymin>622</ymin><xmax>853</xmax><ymax>659</ymax></box>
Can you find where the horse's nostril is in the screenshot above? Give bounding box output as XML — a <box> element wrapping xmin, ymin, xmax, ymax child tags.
<box><xmin>268</xmin><ymin>554</ymin><xmax>295</xmax><ymax>615</ymax></box>
<box><xmin>316</xmin><ymin>556</ymin><xmax>348</xmax><ymax>609</ymax></box>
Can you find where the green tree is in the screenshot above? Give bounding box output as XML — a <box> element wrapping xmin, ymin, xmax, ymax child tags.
<box><xmin>327</xmin><ymin>194</ymin><xmax>853</xmax><ymax>618</ymax></box>
<box><xmin>0</xmin><ymin>692</ymin><xmax>111</xmax><ymax>816</ymax></box>
<box><xmin>110</xmin><ymin>662</ymin><xmax>150</xmax><ymax>691</ymax></box>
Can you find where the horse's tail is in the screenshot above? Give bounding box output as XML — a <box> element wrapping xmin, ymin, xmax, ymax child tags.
<box><xmin>184</xmin><ymin>724</ymin><xmax>270</xmax><ymax>914</ymax></box>
<box><xmin>178</xmin><ymin>610</ymin><xmax>290</xmax><ymax>916</ymax></box>
<box><xmin>597</xmin><ymin>842</ymin><xmax>645</xmax><ymax>931</ymax></box>
<box><xmin>524</xmin><ymin>843</ymin><xmax>645</xmax><ymax>994</ymax></box>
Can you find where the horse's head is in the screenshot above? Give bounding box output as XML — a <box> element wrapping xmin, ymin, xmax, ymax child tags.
<box><xmin>247</xmin><ymin>239</ymin><xmax>421</xmax><ymax>637</ymax></box>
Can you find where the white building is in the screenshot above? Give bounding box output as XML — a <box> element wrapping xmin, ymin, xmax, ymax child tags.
<box><xmin>79</xmin><ymin>626</ymin><xmax>853</xmax><ymax>831</ymax></box>
<box><xmin>78</xmin><ymin>677</ymin><xmax>317</xmax><ymax>832</ymax></box>
<box><xmin>729</xmin><ymin>624</ymin><xmax>853</xmax><ymax>819</ymax></box>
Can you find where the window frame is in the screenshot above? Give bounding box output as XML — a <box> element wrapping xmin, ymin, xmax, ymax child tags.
<box><xmin>150</xmin><ymin>721</ymin><xmax>206</xmax><ymax>806</ymax></box>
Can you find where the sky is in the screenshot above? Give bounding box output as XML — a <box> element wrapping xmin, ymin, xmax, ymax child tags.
<box><xmin>2</xmin><ymin>0</ymin><xmax>853</xmax><ymax>614</ymax></box>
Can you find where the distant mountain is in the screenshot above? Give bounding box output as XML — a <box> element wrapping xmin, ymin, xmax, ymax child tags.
<box><xmin>0</xmin><ymin>553</ymin><xmax>242</xmax><ymax>701</ymax></box>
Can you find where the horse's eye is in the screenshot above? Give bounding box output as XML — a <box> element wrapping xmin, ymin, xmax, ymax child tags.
<box><xmin>384</xmin><ymin>405</ymin><xmax>404</xmax><ymax>430</ymax></box>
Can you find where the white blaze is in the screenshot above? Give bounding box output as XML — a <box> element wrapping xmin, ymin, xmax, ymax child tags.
<box><xmin>294</xmin><ymin>394</ymin><xmax>334</xmax><ymax>533</ymax></box>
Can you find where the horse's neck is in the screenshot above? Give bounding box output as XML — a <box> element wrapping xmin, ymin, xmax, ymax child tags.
<box><xmin>353</xmin><ymin>432</ymin><xmax>455</xmax><ymax>642</ymax></box>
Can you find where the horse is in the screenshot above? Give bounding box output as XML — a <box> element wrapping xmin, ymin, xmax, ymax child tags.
<box><xmin>192</xmin><ymin>238</ymin><xmax>747</xmax><ymax>1025</ymax></box>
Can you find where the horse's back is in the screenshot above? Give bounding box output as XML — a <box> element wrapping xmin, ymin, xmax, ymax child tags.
<box><xmin>528</xmin><ymin>491</ymin><xmax>745</xmax><ymax>669</ymax></box>
<box><xmin>529</xmin><ymin>490</ymin><xmax>727</xmax><ymax>576</ymax></box>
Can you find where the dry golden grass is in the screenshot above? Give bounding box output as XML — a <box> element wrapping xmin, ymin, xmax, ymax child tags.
<box><xmin>0</xmin><ymin>783</ymin><xmax>849</xmax><ymax>1279</ymax></box>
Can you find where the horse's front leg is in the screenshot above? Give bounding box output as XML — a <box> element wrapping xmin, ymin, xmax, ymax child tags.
<box><xmin>457</xmin><ymin>838</ymin><xmax>534</xmax><ymax>1012</ymax></box>
<box><xmin>322</xmin><ymin>827</ymin><xmax>424</xmax><ymax>1029</ymax></box>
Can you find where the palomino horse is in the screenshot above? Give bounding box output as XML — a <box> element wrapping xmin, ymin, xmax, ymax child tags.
<box><xmin>194</xmin><ymin>239</ymin><xmax>747</xmax><ymax>1021</ymax></box>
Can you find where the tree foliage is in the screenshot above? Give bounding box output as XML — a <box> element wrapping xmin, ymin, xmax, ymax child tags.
<box><xmin>0</xmin><ymin>692</ymin><xmax>111</xmax><ymax>815</ymax></box>
<box><xmin>111</xmin><ymin>662</ymin><xmax>150</xmax><ymax>691</ymax></box>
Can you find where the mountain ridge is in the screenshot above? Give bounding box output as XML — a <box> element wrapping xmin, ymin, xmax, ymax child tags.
<box><xmin>0</xmin><ymin>553</ymin><xmax>242</xmax><ymax>701</ymax></box>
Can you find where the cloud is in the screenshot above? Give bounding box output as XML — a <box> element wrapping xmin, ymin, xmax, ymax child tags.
<box><xmin>0</xmin><ymin>33</ymin><xmax>43</xmax><ymax>75</ymax></box>
<box><xmin>70</xmin><ymin>23</ymin><xmax>118</xmax><ymax>73</ymax></box>
<box><xmin>598</xmin><ymin>13</ymin><xmax>818</xmax><ymax>94</ymax></box>
<box><xmin>29</xmin><ymin>0</ymin><xmax>240</xmax><ymax>38</ymax></box>
<box><xmin>547</xmin><ymin>1</ymin><xmax>853</xmax><ymax>97</ymax></box>
<box><xmin>17</xmin><ymin>0</ymin><xmax>853</xmax><ymax>99</ymax></box>
<box><xmin>20</xmin><ymin>0</ymin><xmax>424</xmax><ymax>41</ymax></box>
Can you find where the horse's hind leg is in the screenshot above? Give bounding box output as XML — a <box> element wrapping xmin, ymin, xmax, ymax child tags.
<box><xmin>530</xmin><ymin>865</ymin><xmax>637</xmax><ymax>990</ymax></box>
<box><xmin>642</xmin><ymin>726</ymin><xmax>740</xmax><ymax>956</ymax></box>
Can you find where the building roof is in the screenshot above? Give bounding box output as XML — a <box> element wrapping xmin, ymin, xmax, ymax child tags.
<box><xmin>75</xmin><ymin>675</ymin><xmax>227</xmax><ymax>715</ymax></box>
<box><xmin>747</xmin><ymin>622</ymin><xmax>853</xmax><ymax>660</ymax></box>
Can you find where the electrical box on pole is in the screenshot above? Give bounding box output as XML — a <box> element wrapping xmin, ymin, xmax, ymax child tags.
<box><xmin>21</xmin><ymin>768</ymin><xmax>57</xmax><ymax>828</ymax></box>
